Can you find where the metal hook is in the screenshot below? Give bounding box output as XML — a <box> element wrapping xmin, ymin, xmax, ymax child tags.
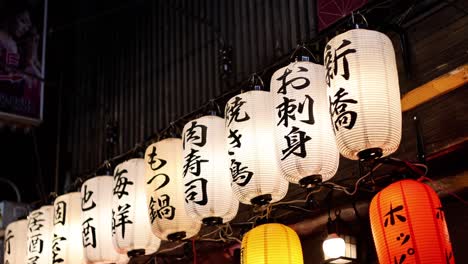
<box><xmin>289</xmin><ymin>43</ymin><xmax>318</xmax><ymax>63</ymax></box>
<box><xmin>349</xmin><ymin>11</ymin><xmax>369</xmax><ymax>29</ymax></box>
<box><xmin>249</xmin><ymin>73</ymin><xmax>265</xmax><ymax>90</ymax></box>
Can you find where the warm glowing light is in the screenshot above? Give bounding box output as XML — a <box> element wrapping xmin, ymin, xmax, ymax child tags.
<box><xmin>26</xmin><ymin>206</ymin><xmax>54</xmax><ymax>264</ymax></box>
<box><xmin>225</xmin><ymin>90</ymin><xmax>289</xmax><ymax>205</ymax></box>
<box><xmin>272</xmin><ymin>61</ymin><xmax>339</xmax><ymax>186</ymax></box>
<box><xmin>182</xmin><ymin>115</ymin><xmax>239</xmax><ymax>225</ymax></box>
<box><xmin>53</xmin><ymin>192</ymin><xmax>85</xmax><ymax>264</ymax></box>
<box><xmin>370</xmin><ymin>179</ymin><xmax>455</xmax><ymax>264</ymax></box>
<box><xmin>81</xmin><ymin>176</ymin><xmax>122</xmax><ymax>263</ymax></box>
<box><xmin>323</xmin><ymin>233</ymin><xmax>346</xmax><ymax>259</ymax></box>
<box><xmin>4</xmin><ymin>219</ymin><xmax>28</xmax><ymax>263</ymax></box>
<box><xmin>145</xmin><ymin>138</ymin><xmax>201</xmax><ymax>241</ymax></box>
<box><xmin>112</xmin><ymin>158</ymin><xmax>161</xmax><ymax>255</ymax></box>
<box><xmin>324</xmin><ymin>28</ymin><xmax>402</xmax><ymax>160</ymax></box>
<box><xmin>241</xmin><ymin>223</ymin><xmax>303</xmax><ymax>264</ymax></box>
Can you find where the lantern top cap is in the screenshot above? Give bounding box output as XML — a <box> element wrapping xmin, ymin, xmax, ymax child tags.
<box><xmin>326</xmin><ymin>233</ymin><xmax>341</xmax><ymax>240</ymax></box>
<box><xmin>289</xmin><ymin>43</ymin><xmax>318</xmax><ymax>63</ymax></box>
<box><xmin>117</xmin><ymin>157</ymin><xmax>144</xmax><ymax>165</ymax></box>
<box><xmin>151</xmin><ymin>137</ymin><xmax>182</xmax><ymax>145</ymax></box>
<box><xmin>6</xmin><ymin>218</ymin><xmax>28</xmax><ymax>227</ymax></box>
<box><xmin>82</xmin><ymin>175</ymin><xmax>113</xmax><ymax>184</ymax></box>
<box><xmin>327</xmin><ymin>28</ymin><xmax>390</xmax><ymax>46</ymax></box>
<box><xmin>185</xmin><ymin>114</ymin><xmax>223</xmax><ymax>126</ymax></box>
<box><xmin>241</xmin><ymin>73</ymin><xmax>266</xmax><ymax>92</ymax></box>
<box><xmin>55</xmin><ymin>191</ymin><xmax>81</xmax><ymax>199</ymax></box>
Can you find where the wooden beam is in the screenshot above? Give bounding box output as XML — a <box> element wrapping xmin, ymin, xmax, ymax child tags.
<box><xmin>401</xmin><ymin>64</ymin><xmax>468</xmax><ymax>112</ymax></box>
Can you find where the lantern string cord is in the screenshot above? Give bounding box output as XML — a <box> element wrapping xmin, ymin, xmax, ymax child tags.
<box><xmin>323</xmin><ymin>163</ymin><xmax>383</xmax><ymax>195</ymax></box>
<box><xmin>418</xmin><ymin>176</ymin><xmax>468</xmax><ymax>205</ymax></box>
<box><xmin>156</xmin><ymin>242</ymin><xmax>187</xmax><ymax>254</ymax></box>
<box><xmin>200</xmin><ymin>226</ymin><xmax>225</xmax><ymax>238</ymax></box>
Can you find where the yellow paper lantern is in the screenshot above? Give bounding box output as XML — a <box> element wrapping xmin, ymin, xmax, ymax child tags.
<box><xmin>145</xmin><ymin>138</ymin><xmax>201</xmax><ymax>241</ymax></box>
<box><xmin>324</xmin><ymin>28</ymin><xmax>402</xmax><ymax>160</ymax></box>
<box><xmin>112</xmin><ymin>158</ymin><xmax>161</xmax><ymax>255</ymax></box>
<box><xmin>182</xmin><ymin>115</ymin><xmax>239</xmax><ymax>225</ymax></box>
<box><xmin>225</xmin><ymin>90</ymin><xmax>289</xmax><ymax>205</ymax></box>
<box><xmin>241</xmin><ymin>223</ymin><xmax>303</xmax><ymax>264</ymax></box>
<box><xmin>272</xmin><ymin>61</ymin><xmax>339</xmax><ymax>186</ymax></box>
<box><xmin>4</xmin><ymin>219</ymin><xmax>28</xmax><ymax>264</ymax></box>
<box><xmin>53</xmin><ymin>192</ymin><xmax>85</xmax><ymax>264</ymax></box>
<box><xmin>26</xmin><ymin>205</ymin><xmax>54</xmax><ymax>264</ymax></box>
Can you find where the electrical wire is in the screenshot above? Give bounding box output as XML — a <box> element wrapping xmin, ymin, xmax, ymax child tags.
<box><xmin>322</xmin><ymin>163</ymin><xmax>383</xmax><ymax>196</ymax></box>
<box><xmin>0</xmin><ymin>177</ymin><xmax>22</xmax><ymax>202</ymax></box>
<box><xmin>418</xmin><ymin>176</ymin><xmax>468</xmax><ymax>205</ymax></box>
<box><xmin>156</xmin><ymin>242</ymin><xmax>187</xmax><ymax>254</ymax></box>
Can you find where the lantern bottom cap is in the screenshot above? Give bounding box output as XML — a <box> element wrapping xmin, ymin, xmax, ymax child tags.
<box><xmin>251</xmin><ymin>194</ymin><xmax>272</xmax><ymax>206</ymax></box>
<box><xmin>299</xmin><ymin>174</ymin><xmax>322</xmax><ymax>189</ymax></box>
<box><xmin>127</xmin><ymin>249</ymin><xmax>146</xmax><ymax>257</ymax></box>
<box><xmin>168</xmin><ymin>231</ymin><xmax>187</xmax><ymax>241</ymax></box>
<box><xmin>357</xmin><ymin>147</ymin><xmax>383</xmax><ymax>161</ymax></box>
<box><xmin>202</xmin><ymin>216</ymin><xmax>223</xmax><ymax>226</ymax></box>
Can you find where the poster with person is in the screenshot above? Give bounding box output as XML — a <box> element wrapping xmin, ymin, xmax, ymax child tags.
<box><xmin>0</xmin><ymin>0</ymin><xmax>47</xmax><ymax>125</ymax></box>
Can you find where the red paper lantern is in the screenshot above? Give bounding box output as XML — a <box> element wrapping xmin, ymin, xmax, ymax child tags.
<box><xmin>369</xmin><ymin>179</ymin><xmax>455</xmax><ymax>264</ymax></box>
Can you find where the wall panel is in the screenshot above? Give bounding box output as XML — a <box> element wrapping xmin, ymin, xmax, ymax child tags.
<box><xmin>56</xmin><ymin>0</ymin><xmax>318</xmax><ymax>176</ymax></box>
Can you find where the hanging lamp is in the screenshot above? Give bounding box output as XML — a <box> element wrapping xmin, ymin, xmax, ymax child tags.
<box><xmin>26</xmin><ymin>205</ymin><xmax>54</xmax><ymax>264</ymax></box>
<box><xmin>225</xmin><ymin>78</ymin><xmax>289</xmax><ymax>205</ymax></box>
<box><xmin>81</xmin><ymin>175</ymin><xmax>123</xmax><ymax>263</ymax></box>
<box><xmin>271</xmin><ymin>55</ymin><xmax>339</xmax><ymax>187</ymax></box>
<box><xmin>324</xmin><ymin>28</ymin><xmax>402</xmax><ymax>160</ymax></box>
<box><xmin>53</xmin><ymin>192</ymin><xmax>85</xmax><ymax>264</ymax></box>
<box><xmin>145</xmin><ymin>138</ymin><xmax>201</xmax><ymax>241</ymax></box>
<box><xmin>112</xmin><ymin>158</ymin><xmax>161</xmax><ymax>257</ymax></box>
<box><xmin>241</xmin><ymin>223</ymin><xmax>303</xmax><ymax>264</ymax></box>
<box><xmin>4</xmin><ymin>219</ymin><xmax>28</xmax><ymax>264</ymax></box>
<box><xmin>182</xmin><ymin>115</ymin><xmax>239</xmax><ymax>225</ymax></box>
<box><xmin>369</xmin><ymin>179</ymin><xmax>454</xmax><ymax>264</ymax></box>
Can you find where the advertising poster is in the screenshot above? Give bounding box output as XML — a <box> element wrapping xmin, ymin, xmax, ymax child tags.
<box><xmin>0</xmin><ymin>0</ymin><xmax>47</xmax><ymax>125</ymax></box>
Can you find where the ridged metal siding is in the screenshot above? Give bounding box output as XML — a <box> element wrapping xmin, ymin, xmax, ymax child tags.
<box><xmin>58</xmin><ymin>0</ymin><xmax>317</xmax><ymax>175</ymax></box>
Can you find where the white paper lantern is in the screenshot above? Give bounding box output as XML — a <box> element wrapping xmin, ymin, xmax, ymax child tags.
<box><xmin>272</xmin><ymin>61</ymin><xmax>340</xmax><ymax>186</ymax></box>
<box><xmin>4</xmin><ymin>219</ymin><xmax>28</xmax><ymax>264</ymax></box>
<box><xmin>81</xmin><ymin>176</ymin><xmax>122</xmax><ymax>263</ymax></box>
<box><xmin>182</xmin><ymin>115</ymin><xmax>239</xmax><ymax>225</ymax></box>
<box><xmin>112</xmin><ymin>158</ymin><xmax>161</xmax><ymax>256</ymax></box>
<box><xmin>145</xmin><ymin>138</ymin><xmax>202</xmax><ymax>241</ymax></box>
<box><xmin>26</xmin><ymin>205</ymin><xmax>53</xmax><ymax>264</ymax></box>
<box><xmin>324</xmin><ymin>28</ymin><xmax>402</xmax><ymax>160</ymax></box>
<box><xmin>225</xmin><ymin>90</ymin><xmax>289</xmax><ymax>205</ymax></box>
<box><xmin>53</xmin><ymin>192</ymin><xmax>85</xmax><ymax>264</ymax></box>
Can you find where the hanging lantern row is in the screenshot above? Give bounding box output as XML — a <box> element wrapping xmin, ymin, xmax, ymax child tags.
<box><xmin>3</xmin><ymin>28</ymin><xmax>426</xmax><ymax>264</ymax></box>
